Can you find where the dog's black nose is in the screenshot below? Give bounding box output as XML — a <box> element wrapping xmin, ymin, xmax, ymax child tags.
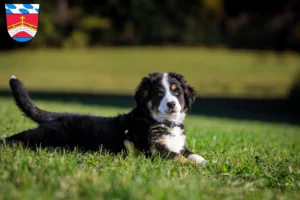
<box><xmin>167</xmin><ymin>101</ymin><xmax>176</xmax><ymax>109</ymax></box>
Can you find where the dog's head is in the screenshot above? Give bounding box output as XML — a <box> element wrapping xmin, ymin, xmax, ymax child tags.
<box><xmin>135</xmin><ymin>72</ymin><xmax>196</xmax><ymax>124</ymax></box>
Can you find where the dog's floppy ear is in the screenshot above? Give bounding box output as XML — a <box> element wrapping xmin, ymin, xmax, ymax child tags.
<box><xmin>134</xmin><ymin>76</ymin><xmax>151</xmax><ymax>107</ymax></box>
<box><xmin>134</xmin><ymin>72</ymin><xmax>162</xmax><ymax>108</ymax></box>
<box><xmin>168</xmin><ymin>72</ymin><xmax>196</xmax><ymax>109</ymax></box>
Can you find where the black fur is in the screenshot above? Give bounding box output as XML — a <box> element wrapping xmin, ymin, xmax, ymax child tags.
<box><xmin>9</xmin><ymin>77</ymin><xmax>73</xmax><ymax>124</ymax></box>
<box><xmin>148</xmin><ymin>123</ymin><xmax>182</xmax><ymax>157</ymax></box>
<box><xmin>2</xmin><ymin>73</ymin><xmax>200</xmax><ymax>162</ymax></box>
<box><xmin>134</xmin><ymin>72</ymin><xmax>164</xmax><ymax>114</ymax></box>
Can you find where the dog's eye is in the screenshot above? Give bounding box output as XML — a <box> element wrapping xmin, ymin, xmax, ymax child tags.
<box><xmin>158</xmin><ymin>91</ymin><xmax>165</xmax><ymax>96</ymax></box>
<box><xmin>155</xmin><ymin>87</ymin><xmax>165</xmax><ymax>96</ymax></box>
<box><xmin>173</xmin><ymin>89</ymin><xmax>180</xmax><ymax>96</ymax></box>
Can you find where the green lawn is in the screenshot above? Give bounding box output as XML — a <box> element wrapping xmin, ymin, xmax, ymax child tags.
<box><xmin>0</xmin><ymin>47</ymin><xmax>299</xmax><ymax>199</ymax></box>
<box><xmin>0</xmin><ymin>97</ymin><xmax>299</xmax><ymax>200</ymax></box>
<box><xmin>0</xmin><ymin>47</ymin><xmax>299</xmax><ymax>98</ymax></box>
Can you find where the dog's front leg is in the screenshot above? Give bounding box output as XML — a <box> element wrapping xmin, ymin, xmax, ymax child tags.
<box><xmin>148</xmin><ymin>124</ymin><xmax>207</xmax><ymax>164</ymax></box>
<box><xmin>148</xmin><ymin>124</ymin><xmax>189</xmax><ymax>163</ymax></box>
<box><xmin>182</xmin><ymin>148</ymin><xmax>207</xmax><ymax>164</ymax></box>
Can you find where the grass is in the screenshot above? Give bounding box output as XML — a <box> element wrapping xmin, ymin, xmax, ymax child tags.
<box><xmin>0</xmin><ymin>47</ymin><xmax>300</xmax><ymax>98</ymax></box>
<box><xmin>0</xmin><ymin>97</ymin><xmax>300</xmax><ymax>200</ymax></box>
<box><xmin>0</xmin><ymin>47</ymin><xmax>299</xmax><ymax>199</ymax></box>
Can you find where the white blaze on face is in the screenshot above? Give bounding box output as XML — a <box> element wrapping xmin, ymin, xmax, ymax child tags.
<box><xmin>158</xmin><ymin>73</ymin><xmax>181</xmax><ymax>114</ymax></box>
<box><xmin>149</xmin><ymin>73</ymin><xmax>186</xmax><ymax>124</ymax></box>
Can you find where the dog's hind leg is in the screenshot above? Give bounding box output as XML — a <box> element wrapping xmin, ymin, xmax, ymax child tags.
<box><xmin>2</xmin><ymin>121</ymin><xmax>71</xmax><ymax>149</ymax></box>
<box><xmin>2</xmin><ymin>128</ymin><xmax>43</xmax><ymax>148</ymax></box>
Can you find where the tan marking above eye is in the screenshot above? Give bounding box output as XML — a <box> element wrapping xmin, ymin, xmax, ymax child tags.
<box><xmin>171</xmin><ymin>84</ymin><xmax>177</xmax><ymax>90</ymax></box>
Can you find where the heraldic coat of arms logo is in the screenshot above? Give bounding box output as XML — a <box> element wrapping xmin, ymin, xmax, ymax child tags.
<box><xmin>5</xmin><ymin>4</ymin><xmax>40</xmax><ymax>42</ymax></box>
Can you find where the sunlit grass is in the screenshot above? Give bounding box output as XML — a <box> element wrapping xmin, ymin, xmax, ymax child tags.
<box><xmin>0</xmin><ymin>97</ymin><xmax>299</xmax><ymax>200</ymax></box>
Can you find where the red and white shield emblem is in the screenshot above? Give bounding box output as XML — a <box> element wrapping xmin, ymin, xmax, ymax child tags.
<box><xmin>5</xmin><ymin>4</ymin><xmax>39</xmax><ymax>42</ymax></box>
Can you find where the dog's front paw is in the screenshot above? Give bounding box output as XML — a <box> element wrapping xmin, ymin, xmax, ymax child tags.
<box><xmin>187</xmin><ymin>154</ymin><xmax>207</xmax><ymax>164</ymax></box>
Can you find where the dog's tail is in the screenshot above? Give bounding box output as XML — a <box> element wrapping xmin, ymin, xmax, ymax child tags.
<box><xmin>9</xmin><ymin>76</ymin><xmax>70</xmax><ymax>124</ymax></box>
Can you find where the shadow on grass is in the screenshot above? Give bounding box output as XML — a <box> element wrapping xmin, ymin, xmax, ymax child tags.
<box><xmin>0</xmin><ymin>90</ymin><xmax>299</xmax><ymax>125</ymax></box>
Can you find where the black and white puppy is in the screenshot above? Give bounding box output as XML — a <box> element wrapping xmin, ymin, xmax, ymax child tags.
<box><xmin>2</xmin><ymin>72</ymin><xmax>206</xmax><ymax>164</ymax></box>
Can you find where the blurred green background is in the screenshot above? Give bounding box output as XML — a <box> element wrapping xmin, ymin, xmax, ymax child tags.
<box><xmin>1</xmin><ymin>1</ymin><xmax>300</xmax><ymax>199</ymax></box>
<box><xmin>0</xmin><ymin>48</ymin><xmax>299</xmax><ymax>98</ymax></box>
<box><xmin>0</xmin><ymin>0</ymin><xmax>300</xmax><ymax>123</ymax></box>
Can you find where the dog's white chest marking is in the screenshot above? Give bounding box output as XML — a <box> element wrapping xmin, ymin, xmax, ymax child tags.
<box><xmin>164</xmin><ymin>126</ymin><xmax>186</xmax><ymax>154</ymax></box>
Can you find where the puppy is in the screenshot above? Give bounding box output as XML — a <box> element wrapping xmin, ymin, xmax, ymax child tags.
<box><xmin>2</xmin><ymin>72</ymin><xmax>206</xmax><ymax>164</ymax></box>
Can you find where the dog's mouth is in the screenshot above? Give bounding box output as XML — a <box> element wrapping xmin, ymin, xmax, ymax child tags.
<box><xmin>161</xmin><ymin>109</ymin><xmax>180</xmax><ymax>115</ymax></box>
<box><xmin>166</xmin><ymin>110</ymin><xmax>177</xmax><ymax>114</ymax></box>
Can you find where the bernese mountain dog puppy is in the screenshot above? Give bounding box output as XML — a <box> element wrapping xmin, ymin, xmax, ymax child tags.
<box><xmin>2</xmin><ymin>72</ymin><xmax>206</xmax><ymax>164</ymax></box>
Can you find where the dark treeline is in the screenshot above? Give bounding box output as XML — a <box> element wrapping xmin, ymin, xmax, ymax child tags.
<box><xmin>1</xmin><ymin>0</ymin><xmax>300</xmax><ymax>52</ymax></box>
